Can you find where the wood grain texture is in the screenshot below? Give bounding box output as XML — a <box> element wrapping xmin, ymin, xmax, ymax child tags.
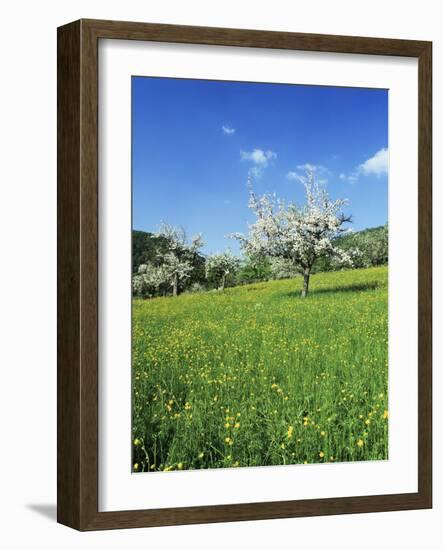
<box><xmin>417</xmin><ymin>42</ymin><xmax>432</xmax><ymax>506</ymax></box>
<box><xmin>57</xmin><ymin>19</ymin><xmax>432</xmax><ymax>531</ymax></box>
<box><xmin>57</xmin><ymin>20</ymin><xmax>81</xmax><ymax>529</ymax></box>
<box><xmin>83</xmin><ymin>18</ymin><xmax>429</xmax><ymax>57</ymax></box>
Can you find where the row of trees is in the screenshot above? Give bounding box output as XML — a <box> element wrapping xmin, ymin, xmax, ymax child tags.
<box><xmin>133</xmin><ymin>224</ymin><xmax>204</xmax><ymax>298</ymax></box>
<box><xmin>133</xmin><ymin>224</ymin><xmax>243</xmax><ymax>298</ymax></box>
<box><xmin>132</xmin><ymin>238</ymin><xmax>301</xmax><ymax>299</ymax></box>
<box><xmin>133</xmin><ymin>171</ymin><xmax>388</xmax><ymax>298</ymax></box>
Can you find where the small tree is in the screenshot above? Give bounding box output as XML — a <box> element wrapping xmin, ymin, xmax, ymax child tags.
<box><xmin>205</xmin><ymin>250</ymin><xmax>240</xmax><ymax>290</ymax></box>
<box><xmin>232</xmin><ymin>171</ymin><xmax>353</xmax><ymax>297</ymax></box>
<box><xmin>133</xmin><ymin>263</ymin><xmax>170</xmax><ymax>298</ymax></box>
<box><xmin>154</xmin><ymin>223</ymin><xmax>204</xmax><ymax>296</ymax></box>
<box><xmin>161</xmin><ymin>252</ymin><xmax>193</xmax><ymax>296</ymax></box>
<box><xmin>358</xmin><ymin>224</ymin><xmax>388</xmax><ymax>267</ymax></box>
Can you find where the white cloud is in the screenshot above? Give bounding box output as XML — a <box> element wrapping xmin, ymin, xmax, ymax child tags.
<box><xmin>358</xmin><ymin>147</ymin><xmax>389</xmax><ymax>177</ymax></box>
<box><xmin>286</xmin><ymin>171</ymin><xmax>300</xmax><ymax>181</ymax></box>
<box><xmin>296</xmin><ymin>163</ymin><xmax>329</xmax><ymax>175</ymax></box>
<box><xmin>286</xmin><ymin>162</ymin><xmax>330</xmax><ymax>184</ymax></box>
<box><xmin>339</xmin><ymin>172</ymin><xmax>358</xmax><ymax>184</ymax></box>
<box><xmin>286</xmin><ymin>171</ymin><xmax>310</xmax><ymax>185</ymax></box>
<box><xmin>241</xmin><ymin>148</ymin><xmax>277</xmax><ymax>167</ymax></box>
<box><xmin>338</xmin><ymin>148</ymin><xmax>388</xmax><ymax>184</ymax></box>
<box><xmin>286</xmin><ymin>171</ymin><xmax>309</xmax><ymax>184</ymax></box>
<box><xmin>222</xmin><ymin>125</ymin><xmax>236</xmax><ymax>135</ymax></box>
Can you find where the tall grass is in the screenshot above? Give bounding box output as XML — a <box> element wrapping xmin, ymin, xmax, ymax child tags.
<box><xmin>132</xmin><ymin>266</ymin><xmax>388</xmax><ymax>472</ymax></box>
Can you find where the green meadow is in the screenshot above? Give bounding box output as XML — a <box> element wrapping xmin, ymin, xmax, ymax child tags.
<box><xmin>132</xmin><ymin>266</ymin><xmax>388</xmax><ymax>472</ymax></box>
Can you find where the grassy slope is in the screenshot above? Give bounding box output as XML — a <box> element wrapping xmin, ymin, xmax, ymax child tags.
<box><xmin>132</xmin><ymin>266</ymin><xmax>388</xmax><ymax>472</ymax></box>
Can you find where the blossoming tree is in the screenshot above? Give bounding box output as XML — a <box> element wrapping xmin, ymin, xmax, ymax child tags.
<box><xmin>232</xmin><ymin>171</ymin><xmax>353</xmax><ymax>297</ymax></box>
<box><xmin>133</xmin><ymin>223</ymin><xmax>204</xmax><ymax>297</ymax></box>
<box><xmin>205</xmin><ymin>250</ymin><xmax>240</xmax><ymax>290</ymax></box>
<box><xmin>133</xmin><ymin>263</ymin><xmax>169</xmax><ymax>297</ymax></box>
<box><xmin>269</xmin><ymin>257</ymin><xmax>299</xmax><ymax>280</ymax></box>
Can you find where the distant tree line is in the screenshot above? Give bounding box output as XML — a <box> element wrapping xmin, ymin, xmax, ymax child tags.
<box><xmin>132</xmin><ymin>223</ymin><xmax>388</xmax><ymax>299</ymax></box>
<box><xmin>313</xmin><ymin>224</ymin><xmax>388</xmax><ymax>273</ymax></box>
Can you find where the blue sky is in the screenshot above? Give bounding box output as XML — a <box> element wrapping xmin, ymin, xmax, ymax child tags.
<box><xmin>132</xmin><ymin>77</ymin><xmax>388</xmax><ymax>255</ymax></box>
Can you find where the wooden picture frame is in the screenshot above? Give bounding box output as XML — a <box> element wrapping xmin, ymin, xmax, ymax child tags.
<box><xmin>57</xmin><ymin>18</ymin><xmax>432</xmax><ymax>530</ymax></box>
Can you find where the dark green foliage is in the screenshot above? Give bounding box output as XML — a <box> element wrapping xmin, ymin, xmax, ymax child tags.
<box><xmin>314</xmin><ymin>224</ymin><xmax>388</xmax><ymax>273</ymax></box>
<box><xmin>132</xmin><ymin>230</ymin><xmax>169</xmax><ymax>272</ymax></box>
<box><xmin>346</xmin><ymin>224</ymin><xmax>388</xmax><ymax>268</ymax></box>
<box><xmin>235</xmin><ymin>256</ymin><xmax>272</xmax><ymax>285</ymax></box>
<box><xmin>205</xmin><ymin>268</ymin><xmax>236</xmax><ymax>290</ymax></box>
<box><xmin>187</xmin><ymin>252</ymin><xmax>206</xmax><ymax>287</ymax></box>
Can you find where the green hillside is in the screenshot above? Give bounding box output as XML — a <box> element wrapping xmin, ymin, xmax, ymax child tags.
<box><xmin>132</xmin><ymin>266</ymin><xmax>388</xmax><ymax>472</ymax></box>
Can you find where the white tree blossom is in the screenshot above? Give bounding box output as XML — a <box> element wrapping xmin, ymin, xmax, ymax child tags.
<box><xmin>232</xmin><ymin>171</ymin><xmax>353</xmax><ymax>297</ymax></box>
<box><xmin>157</xmin><ymin>223</ymin><xmax>204</xmax><ymax>256</ymax></box>
<box><xmin>205</xmin><ymin>250</ymin><xmax>240</xmax><ymax>290</ymax></box>
<box><xmin>133</xmin><ymin>263</ymin><xmax>170</xmax><ymax>297</ymax></box>
<box><xmin>160</xmin><ymin>252</ymin><xmax>193</xmax><ymax>295</ymax></box>
<box><xmin>153</xmin><ymin>223</ymin><xmax>203</xmax><ymax>296</ymax></box>
<box><xmin>269</xmin><ymin>257</ymin><xmax>299</xmax><ymax>280</ymax></box>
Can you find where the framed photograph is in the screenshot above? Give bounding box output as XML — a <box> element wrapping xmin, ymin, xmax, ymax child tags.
<box><xmin>57</xmin><ymin>19</ymin><xmax>432</xmax><ymax>530</ymax></box>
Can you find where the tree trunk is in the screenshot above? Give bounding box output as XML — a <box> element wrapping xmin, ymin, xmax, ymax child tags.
<box><xmin>172</xmin><ymin>274</ymin><xmax>178</xmax><ymax>297</ymax></box>
<box><xmin>220</xmin><ymin>273</ymin><xmax>226</xmax><ymax>291</ymax></box>
<box><xmin>301</xmin><ymin>267</ymin><xmax>311</xmax><ymax>298</ymax></box>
